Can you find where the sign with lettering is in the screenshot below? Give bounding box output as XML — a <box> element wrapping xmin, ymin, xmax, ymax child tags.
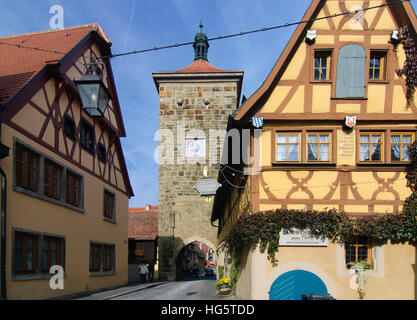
<box><xmin>279</xmin><ymin>228</ymin><xmax>328</xmax><ymax>246</ymax></box>
<box><xmin>337</xmin><ymin>130</ymin><xmax>356</xmax><ymax>166</ymax></box>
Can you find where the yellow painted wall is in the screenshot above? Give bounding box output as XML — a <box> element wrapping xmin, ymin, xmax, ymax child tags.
<box><xmin>235</xmin><ymin>241</ymin><xmax>416</xmax><ymax>300</ymax></box>
<box><xmin>3</xmin><ymin>125</ymin><xmax>129</xmax><ymax>299</ymax></box>
<box><xmin>1</xmin><ymin>41</ymin><xmax>130</xmax><ymax>299</ymax></box>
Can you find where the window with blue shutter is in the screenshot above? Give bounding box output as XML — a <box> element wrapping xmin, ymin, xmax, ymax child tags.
<box><xmin>335</xmin><ymin>44</ymin><xmax>366</xmax><ymax>98</ymax></box>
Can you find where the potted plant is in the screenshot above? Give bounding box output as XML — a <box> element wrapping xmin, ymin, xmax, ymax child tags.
<box><xmin>216</xmin><ymin>278</ymin><xmax>232</xmax><ymax>295</ymax></box>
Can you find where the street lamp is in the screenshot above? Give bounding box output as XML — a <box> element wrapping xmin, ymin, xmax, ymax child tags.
<box><xmin>75</xmin><ymin>63</ymin><xmax>112</xmax><ymax>117</ymax></box>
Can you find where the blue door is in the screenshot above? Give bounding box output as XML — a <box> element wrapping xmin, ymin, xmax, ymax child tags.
<box><xmin>269</xmin><ymin>270</ymin><xmax>328</xmax><ymax>300</ymax></box>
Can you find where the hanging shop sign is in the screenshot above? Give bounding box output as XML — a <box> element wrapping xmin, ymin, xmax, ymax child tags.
<box><xmin>194</xmin><ymin>178</ymin><xmax>222</xmax><ymax>196</ymax></box>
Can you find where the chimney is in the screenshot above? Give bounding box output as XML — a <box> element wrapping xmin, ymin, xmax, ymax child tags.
<box><xmin>145</xmin><ymin>204</ymin><xmax>151</xmax><ymax>211</ymax></box>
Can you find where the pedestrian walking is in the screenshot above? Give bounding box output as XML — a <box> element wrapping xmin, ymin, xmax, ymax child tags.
<box><xmin>138</xmin><ymin>263</ymin><xmax>148</xmax><ymax>283</ymax></box>
<box><xmin>147</xmin><ymin>263</ymin><xmax>154</xmax><ymax>282</ymax></box>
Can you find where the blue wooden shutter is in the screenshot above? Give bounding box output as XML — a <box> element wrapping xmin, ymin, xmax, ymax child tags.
<box><xmin>335</xmin><ymin>44</ymin><xmax>366</xmax><ymax>98</ymax></box>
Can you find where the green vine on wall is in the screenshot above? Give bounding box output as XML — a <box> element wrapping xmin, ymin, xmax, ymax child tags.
<box><xmin>225</xmin><ymin>141</ymin><xmax>417</xmax><ymax>289</ymax></box>
<box><xmin>396</xmin><ymin>25</ymin><xmax>417</xmax><ymax>106</ymax></box>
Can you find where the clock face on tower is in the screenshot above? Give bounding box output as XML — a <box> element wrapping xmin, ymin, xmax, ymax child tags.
<box><xmin>185</xmin><ymin>137</ymin><xmax>206</xmax><ymax>158</ymax></box>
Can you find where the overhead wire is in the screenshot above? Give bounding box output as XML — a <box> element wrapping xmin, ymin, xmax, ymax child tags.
<box><xmin>101</xmin><ymin>0</ymin><xmax>411</xmax><ymax>60</ymax></box>
<box><xmin>0</xmin><ymin>0</ymin><xmax>410</xmax><ymax>63</ymax></box>
<box><xmin>219</xmin><ymin>166</ymin><xmax>247</xmax><ymax>189</ymax></box>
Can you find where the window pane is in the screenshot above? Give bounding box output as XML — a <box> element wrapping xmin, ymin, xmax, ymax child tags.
<box><xmin>391</xmin><ymin>145</ymin><xmax>401</xmax><ymax>161</ymax></box>
<box><xmin>371</xmin><ymin>144</ymin><xmax>381</xmax><ymax>161</ymax></box>
<box><xmin>360</xmin><ymin>144</ymin><xmax>370</xmax><ymax>161</ymax></box>
<box><xmin>319</xmin><ymin>135</ymin><xmax>329</xmax><ymax>143</ymax></box>
<box><xmin>277</xmin><ymin>145</ymin><xmax>287</xmax><ymax>161</ymax></box>
<box><xmin>374</xmin><ymin>68</ymin><xmax>380</xmax><ymax>79</ymax></box>
<box><xmin>308</xmin><ymin>135</ymin><xmax>318</xmax><ymax>143</ymax></box>
<box><xmin>42</xmin><ymin>250</ymin><xmax>48</xmax><ymax>271</ymax></box>
<box><xmin>321</xmin><ymin>57</ymin><xmax>327</xmax><ymax>68</ymax></box>
<box><xmin>345</xmin><ymin>245</ymin><xmax>356</xmax><ymax>264</ymax></box>
<box><xmin>288</xmin><ymin>144</ymin><xmax>298</xmax><ymax>161</ymax></box>
<box><xmin>288</xmin><ymin>135</ymin><xmax>298</xmax><ymax>143</ymax></box>
<box><xmin>319</xmin><ymin>144</ymin><xmax>329</xmax><ymax>161</ymax></box>
<box><xmin>14</xmin><ymin>248</ymin><xmax>22</xmax><ymax>271</ymax></box>
<box><xmin>369</xmin><ymin>68</ymin><xmax>374</xmax><ymax>79</ymax></box>
<box><xmin>308</xmin><ymin>144</ymin><xmax>318</xmax><ymax>161</ymax></box>
<box><xmin>360</xmin><ymin>135</ymin><xmax>370</xmax><ymax>143</ymax></box>
<box><xmin>391</xmin><ymin>135</ymin><xmax>401</xmax><ymax>143</ymax></box>
<box><xmin>403</xmin><ymin>135</ymin><xmax>412</xmax><ymax>143</ymax></box>
<box><xmin>314</xmin><ymin>58</ymin><xmax>320</xmax><ymax>68</ymax></box>
<box><xmin>26</xmin><ymin>238</ymin><xmax>33</xmax><ymax>249</ymax></box>
<box><xmin>314</xmin><ymin>69</ymin><xmax>320</xmax><ymax>80</ymax></box>
<box><xmin>403</xmin><ymin>145</ymin><xmax>410</xmax><ymax>161</ymax></box>
<box><xmin>357</xmin><ymin>246</ymin><xmax>368</xmax><ymax>262</ymax></box>
<box><xmin>371</xmin><ymin>135</ymin><xmax>381</xmax><ymax>143</ymax></box>
<box><xmin>277</xmin><ymin>135</ymin><xmax>287</xmax><ymax>144</ymax></box>
<box><xmin>26</xmin><ymin>250</ymin><xmax>33</xmax><ymax>271</ymax></box>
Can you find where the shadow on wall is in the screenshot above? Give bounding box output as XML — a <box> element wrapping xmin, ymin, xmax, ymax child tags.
<box><xmin>158</xmin><ymin>236</ymin><xmax>185</xmax><ymax>281</ymax></box>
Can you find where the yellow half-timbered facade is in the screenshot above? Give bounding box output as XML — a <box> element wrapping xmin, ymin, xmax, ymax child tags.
<box><xmin>212</xmin><ymin>0</ymin><xmax>417</xmax><ymax>300</ymax></box>
<box><xmin>0</xmin><ymin>24</ymin><xmax>133</xmax><ymax>299</ymax></box>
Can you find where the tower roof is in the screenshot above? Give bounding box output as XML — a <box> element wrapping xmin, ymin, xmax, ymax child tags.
<box><xmin>174</xmin><ymin>59</ymin><xmax>227</xmax><ymax>73</ymax></box>
<box><xmin>193</xmin><ymin>22</ymin><xmax>209</xmax><ymax>61</ymax></box>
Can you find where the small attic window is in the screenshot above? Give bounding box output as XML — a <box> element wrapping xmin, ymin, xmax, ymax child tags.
<box><xmin>64</xmin><ymin>116</ymin><xmax>76</xmax><ymax>140</ymax></box>
<box><xmin>313</xmin><ymin>50</ymin><xmax>332</xmax><ymax>80</ymax></box>
<box><xmin>369</xmin><ymin>51</ymin><xmax>387</xmax><ymax>81</ymax></box>
<box><xmin>98</xmin><ymin>143</ymin><xmax>106</xmax><ymax>163</ymax></box>
<box><xmin>80</xmin><ymin>119</ymin><xmax>95</xmax><ymax>153</ymax></box>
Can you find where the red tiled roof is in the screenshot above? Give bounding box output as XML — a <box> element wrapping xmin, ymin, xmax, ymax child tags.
<box><xmin>174</xmin><ymin>59</ymin><xmax>229</xmax><ymax>73</ymax></box>
<box><xmin>0</xmin><ymin>23</ymin><xmax>109</xmax><ymax>105</ymax></box>
<box><xmin>128</xmin><ymin>207</ymin><xmax>158</xmax><ymax>240</ymax></box>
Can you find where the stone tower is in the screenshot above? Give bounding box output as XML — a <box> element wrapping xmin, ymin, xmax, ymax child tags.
<box><xmin>152</xmin><ymin>25</ymin><xmax>244</xmax><ymax>280</ymax></box>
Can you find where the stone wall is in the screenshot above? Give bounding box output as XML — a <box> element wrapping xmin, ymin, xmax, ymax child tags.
<box><xmin>157</xmin><ymin>79</ymin><xmax>240</xmax><ymax>280</ymax></box>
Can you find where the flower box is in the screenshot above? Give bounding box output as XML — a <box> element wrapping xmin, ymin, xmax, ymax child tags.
<box><xmin>219</xmin><ymin>285</ymin><xmax>232</xmax><ymax>295</ymax></box>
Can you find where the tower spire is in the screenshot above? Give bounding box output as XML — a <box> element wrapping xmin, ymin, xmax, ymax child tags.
<box><xmin>193</xmin><ymin>22</ymin><xmax>209</xmax><ymax>61</ymax></box>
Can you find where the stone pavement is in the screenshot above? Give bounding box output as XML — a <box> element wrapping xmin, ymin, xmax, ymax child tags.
<box><xmin>72</xmin><ymin>281</ymin><xmax>169</xmax><ymax>300</ymax></box>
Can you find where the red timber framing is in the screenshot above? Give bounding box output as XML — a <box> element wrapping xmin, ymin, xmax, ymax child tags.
<box><xmin>1</xmin><ymin>26</ymin><xmax>133</xmax><ymax>197</ymax></box>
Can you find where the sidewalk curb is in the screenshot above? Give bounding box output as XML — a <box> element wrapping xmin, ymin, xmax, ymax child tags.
<box><xmin>98</xmin><ymin>281</ymin><xmax>170</xmax><ymax>300</ymax></box>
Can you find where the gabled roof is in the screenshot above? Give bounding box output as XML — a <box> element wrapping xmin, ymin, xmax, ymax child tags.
<box><xmin>0</xmin><ymin>24</ymin><xmax>134</xmax><ymax>198</ymax></box>
<box><xmin>0</xmin><ymin>24</ymin><xmax>109</xmax><ymax>105</ymax></box>
<box><xmin>128</xmin><ymin>207</ymin><xmax>159</xmax><ymax>240</ymax></box>
<box><xmin>233</xmin><ymin>0</ymin><xmax>417</xmax><ymax>123</ymax></box>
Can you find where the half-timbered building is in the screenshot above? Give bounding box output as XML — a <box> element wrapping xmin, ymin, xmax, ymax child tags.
<box><xmin>0</xmin><ymin>24</ymin><xmax>133</xmax><ymax>299</ymax></box>
<box><xmin>211</xmin><ymin>0</ymin><xmax>417</xmax><ymax>300</ymax></box>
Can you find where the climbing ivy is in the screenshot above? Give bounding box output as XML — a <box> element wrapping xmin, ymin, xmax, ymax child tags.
<box><xmin>225</xmin><ymin>140</ymin><xmax>417</xmax><ymax>288</ymax></box>
<box><xmin>396</xmin><ymin>25</ymin><xmax>417</xmax><ymax>106</ymax></box>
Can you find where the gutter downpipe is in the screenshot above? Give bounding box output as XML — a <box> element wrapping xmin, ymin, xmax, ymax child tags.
<box><xmin>0</xmin><ymin>166</ymin><xmax>6</xmax><ymax>300</ymax></box>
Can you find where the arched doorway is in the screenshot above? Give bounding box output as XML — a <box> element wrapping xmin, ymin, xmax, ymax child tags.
<box><xmin>175</xmin><ymin>240</ymin><xmax>216</xmax><ymax>281</ymax></box>
<box><xmin>269</xmin><ymin>270</ymin><xmax>328</xmax><ymax>300</ymax></box>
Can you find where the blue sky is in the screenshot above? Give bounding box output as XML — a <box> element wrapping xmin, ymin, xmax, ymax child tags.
<box><xmin>1</xmin><ymin>0</ymin><xmax>416</xmax><ymax>208</ymax></box>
